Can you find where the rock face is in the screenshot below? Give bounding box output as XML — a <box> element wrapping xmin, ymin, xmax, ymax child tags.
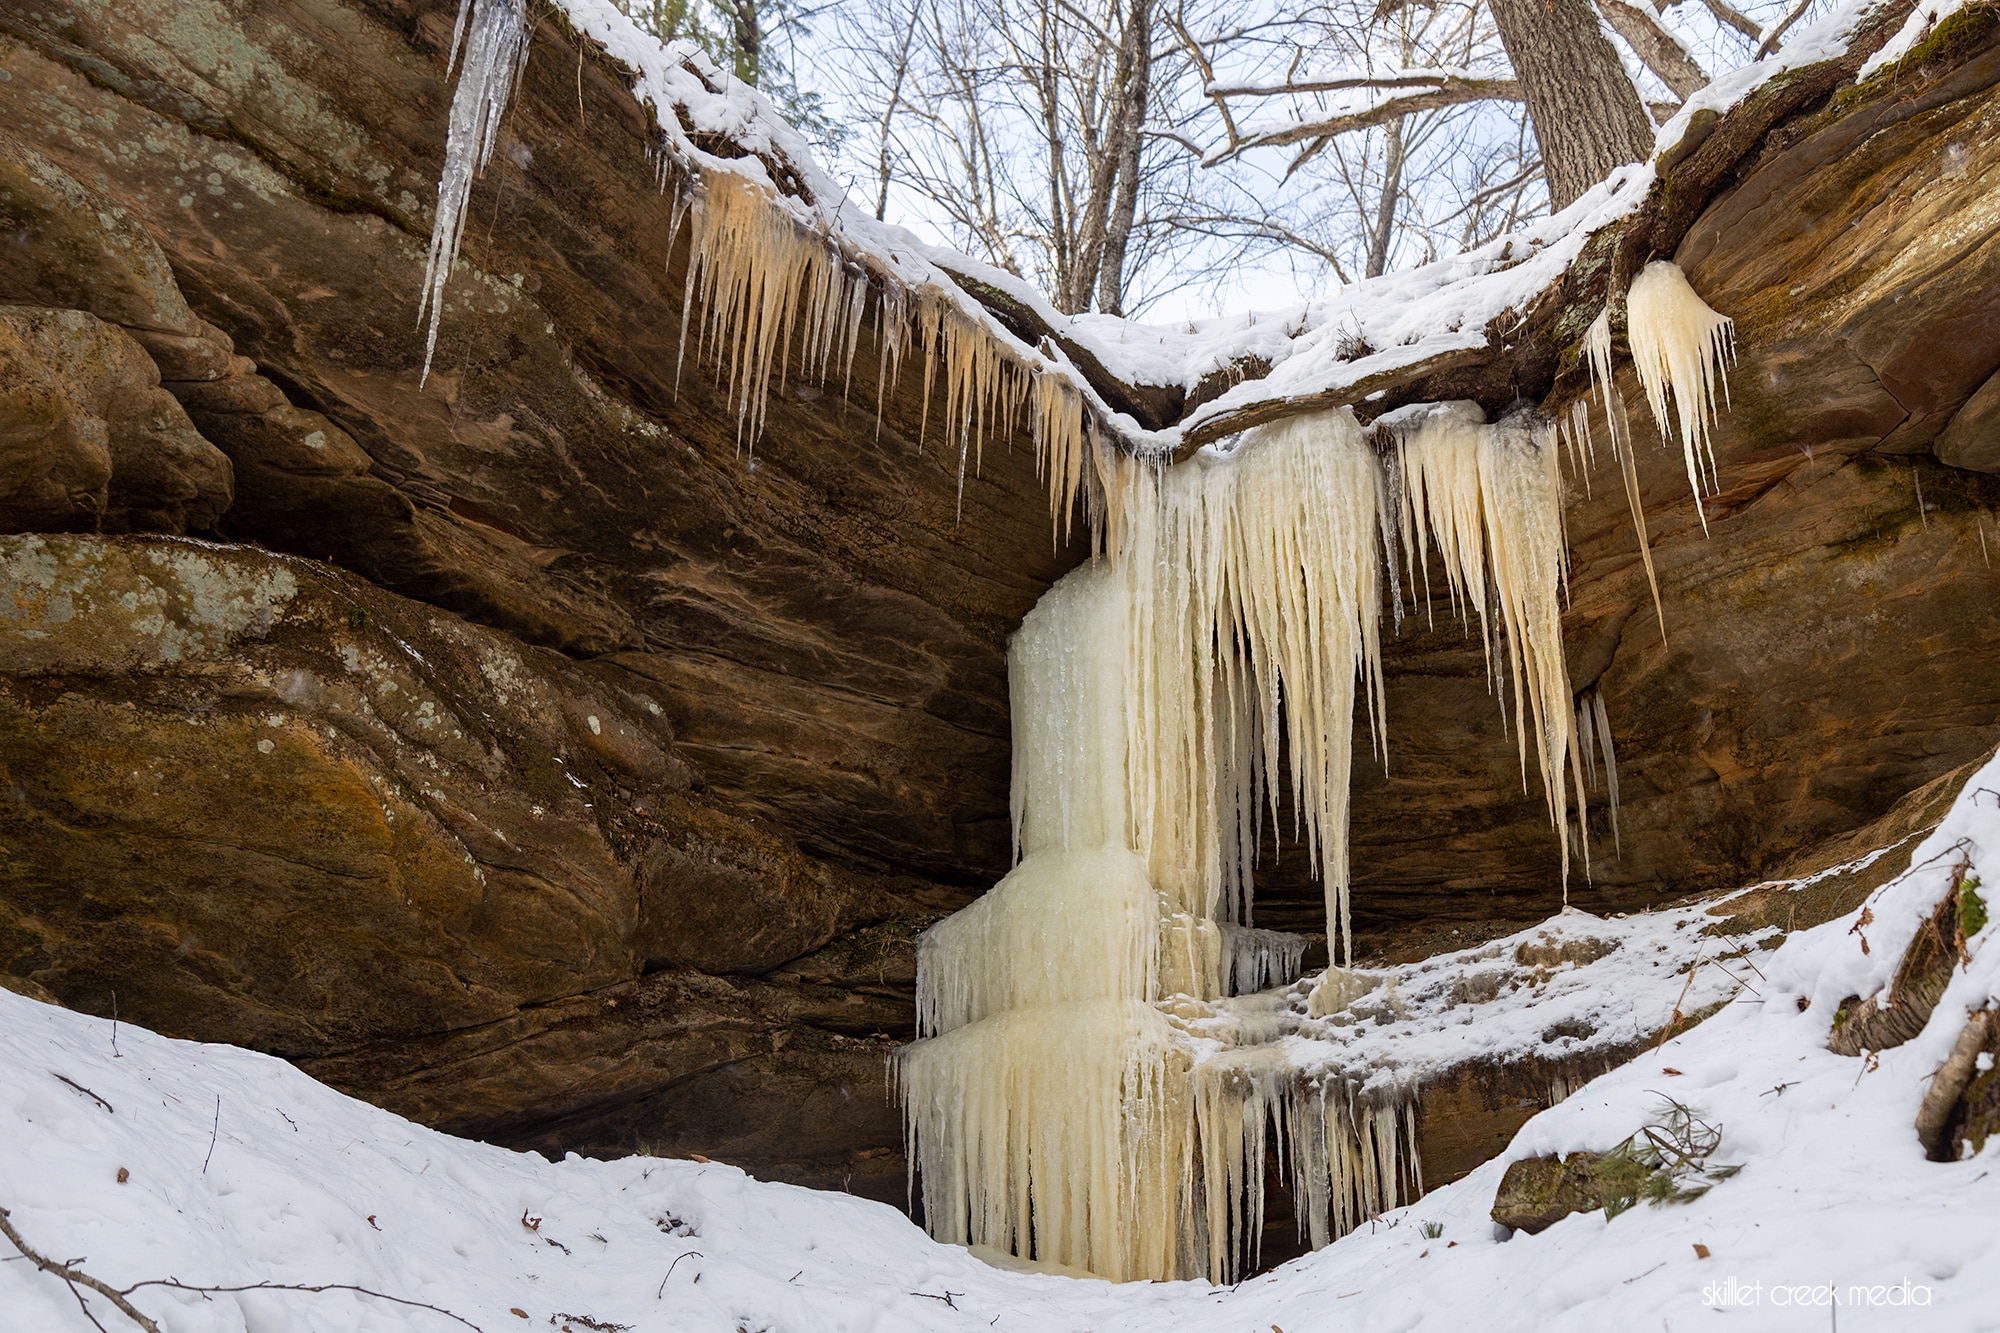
<box><xmin>0</xmin><ymin>531</ymin><xmax>942</xmax><ymax>1195</ymax></box>
<box><xmin>3</xmin><ymin>0</ymin><xmax>2000</xmax><ymax>1207</ymax></box>
<box><xmin>0</xmin><ymin>305</ymin><xmax>232</xmax><ymax>534</ymax></box>
<box><xmin>0</xmin><ymin>0</ymin><xmax>1064</xmax><ymax>1200</ymax></box>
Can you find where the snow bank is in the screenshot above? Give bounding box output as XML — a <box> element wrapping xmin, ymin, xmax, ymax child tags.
<box><xmin>5</xmin><ymin>746</ymin><xmax>1998</xmax><ymax>1329</ymax></box>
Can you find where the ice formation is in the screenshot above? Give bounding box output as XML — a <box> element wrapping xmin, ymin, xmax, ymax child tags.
<box><xmin>405</xmin><ymin>4</ymin><xmax>1765</xmax><ymax>1291</ymax></box>
<box><xmin>1624</xmin><ymin>260</ymin><xmax>1737</xmax><ymax>532</ymax></box>
<box><xmin>900</xmin><ymin>404</ymin><xmax>1593</xmax><ymax>1282</ymax></box>
<box><xmin>676</xmin><ymin>172</ymin><xmax>871</xmax><ymax>447</ymax></box>
<box><xmin>1385</xmin><ymin>402</ymin><xmax>1588</xmax><ymax>883</ymax></box>
<box><xmin>416</xmin><ymin>0</ymin><xmax>1117</xmax><ymax>531</ymax></box>
<box><xmin>1578</xmin><ymin>306</ymin><xmax>1668</xmax><ymax>638</ymax></box>
<box><xmin>419</xmin><ymin>0</ymin><xmax>532</xmax><ymax>384</ymax></box>
<box><xmin>900</xmin><ymin>414</ymin><xmax>1410</xmax><ymax>1282</ymax></box>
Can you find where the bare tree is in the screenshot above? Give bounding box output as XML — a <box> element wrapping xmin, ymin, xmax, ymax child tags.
<box><xmin>1170</xmin><ymin>0</ymin><xmax>1544</xmax><ymax>280</ymax></box>
<box><xmin>832</xmin><ymin>0</ymin><xmax>1836</xmax><ymax>308</ymax></box>
<box><xmin>1597</xmin><ymin>0</ymin><xmax>1709</xmax><ymax>101</ymax></box>
<box><xmin>837</xmin><ymin>0</ymin><xmax>1200</xmax><ymax>315</ymax></box>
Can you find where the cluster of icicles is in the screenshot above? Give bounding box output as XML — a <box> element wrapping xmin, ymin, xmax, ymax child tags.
<box><xmin>892</xmin><ymin>269</ymin><xmax>1733</xmax><ymax>1280</ymax></box>
<box><xmin>420</xmin><ymin>0</ymin><xmax>1114</xmax><ymax>535</ymax></box>
<box><xmin>420</xmin><ymin>2</ymin><xmax>1739</xmax><ymax>1285</ymax></box>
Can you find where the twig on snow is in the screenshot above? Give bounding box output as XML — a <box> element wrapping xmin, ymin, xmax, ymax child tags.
<box><xmin>202</xmin><ymin>1096</ymin><xmax>221</xmax><ymax>1174</ymax></box>
<box><xmin>656</xmin><ymin>1250</ymin><xmax>703</xmax><ymax>1298</ymax></box>
<box><xmin>52</xmin><ymin>1074</ymin><xmax>114</xmax><ymax>1114</ymax></box>
<box><xmin>0</xmin><ymin>1205</ymin><xmax>161</xmax><ymax>1333</ymax></box>
<box><xmin>3</xmin><ymin>1200</ymin><xmax>489</xmax><ymax>1333</ymax></box>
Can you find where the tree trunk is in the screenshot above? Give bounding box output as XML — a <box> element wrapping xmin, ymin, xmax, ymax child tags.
<box><xmin>1095</xmin><ymin>0</ymin><xmax>1153</xmax><ymax>315</ymax></box>
<box><xmin>1365</xmin><ymin>116</ymin><xmax>1406</xmax><ymax>279</ymax></box>
<box><xmin>1487</xmin><ymin>0</ymin><xmax>1654</xmax><ymax>207</ymax></box>
<box><xmin>720</xmin><ymin>0</ymin><xmax>765</xmax><ymax>86</ymax></box>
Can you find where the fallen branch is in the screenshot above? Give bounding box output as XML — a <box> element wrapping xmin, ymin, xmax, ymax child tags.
<box><xmin>51</xmin><ymin>1074</ymin><xmax>114</xmax><ymax>1115</ymax></box>
<box><xmin>0</xmin><ymin>1201</ymin><xmax>488</xmax><ymax>1333</ymax></box>
<box><xmin>0</xmin><ymin>1205</ymin><xmax>160</xmax><ymax>1333</ymax></box>
<box><xmin>123</xmin><ymin>1278</ymin><xmax>488</xmax><ymax>1332</ymax></box>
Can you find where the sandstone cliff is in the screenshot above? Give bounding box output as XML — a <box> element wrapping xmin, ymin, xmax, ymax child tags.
<box><xmin>4</xmin><ymin>0</ymin><xmax>2000</xmax><ymax>1204</ymax></box>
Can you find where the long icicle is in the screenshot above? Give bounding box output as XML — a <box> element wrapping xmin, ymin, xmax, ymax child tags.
<box><xmin>1584</xmin><ymin>306</ymin><xmax>1669</xmax><ymax>642</ymax></box>
<box><xmin>418</xmin><ymin>0</ymin><xmax>531</xmax><ymax>385</ymax></box>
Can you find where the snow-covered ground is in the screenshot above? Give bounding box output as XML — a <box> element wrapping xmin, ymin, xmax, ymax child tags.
<box><xmin>5</xmin><ymin>750</ymin><xmax>1997</xmax><ymax>1331</ymax></box>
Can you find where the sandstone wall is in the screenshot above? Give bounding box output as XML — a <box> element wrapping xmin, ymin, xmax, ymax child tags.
<box><xmin>4</xmin><ymin>0</ymin><xmax>2000</xmax><ymax>1199</ymax></box>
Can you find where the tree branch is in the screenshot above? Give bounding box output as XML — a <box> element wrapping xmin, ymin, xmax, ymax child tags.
<box><xmin>1176</xmin><ymin>336</ymin><xmax>1495</xmax><ymax>454</ymax></box>
<box><xmin>1698</xmin><ymin>0</ymin><xmax>1763</xmax><ymax>41</ymax></box>
<box><xmin>1200</xmin><ymin>79</ymin><xmax>1523</xmax><ymax>164</ymax></box>
<box><xmin>1757</xmin><ymin>0</ymin><xmax>1820</xmax><ymax>56</ymax></box>
<box><xmin>1206</xmin><ymin>67</ymin><xmax>1514</xmax><ymax>97</ymax></box>
<box><xmin>0</xmin><ymin>1205</ymin><xmax>161</xmax><ymax>1333</ymax></box>
<box><xmin>1596</xmin><ymin>0</ymin><xmax>1709</xmax><ymax>98</ymax></box>
<box><xmin>0</xmin><ymin>1201</ymin><xmax>489</xmax><ymax>1333</ymax></box>
<box><xmin>123</xmin><ymin>1279</ymin><xmax>488</xmax><ymax>1332</ymax></box>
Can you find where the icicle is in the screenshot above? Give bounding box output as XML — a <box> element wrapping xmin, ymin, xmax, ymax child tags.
<box><xmin>1592</xmin><ymin>688</ymin><xmax>1621</xmax><ymax>856</ymax></box>
<box><xmin>1119</xmin><ymin>410</ymin><xmax>1385</xmax><ymax>959</ymax></box>
<box><xmin>674</xmin><ymin>173</ymin><xmax>874</xmax><ymax>450</ymax></box>
<box><xmin>1376</xmin><ymin>447</ymin><xmax>1405</xmax><ymax>634</ymax></box>
<box><xmin>1625</xmin><ymin>261</ymin><xmax>1736</xmax><ymax>533</ymax></box>
<box><xmin>1480</xmin><ymin>410</ymin><xmax>1587</xmax><ymax>890</ymax></box>
<box><xmin>1383</xmin><ymin>404</ymin><xmax>1586</xmax><ymax>889</ymax></box>
<box><xmin>1583</xmin><ymin>306</ymin><xmax>1667</xmax><ymax>642</ymax></box>
<box><xmin>1029</xmin><ymin>370</ymin><xmax>1098</xmax><ymax>549</ymax></box>
<box><xmin>1393</xmin><ymin>401</ymin><xmax>1492</xmax><ymax>666</ymax></box>
<box><xmin>901</xmin><ymin>409</ymin><xmax>1396</xmax><ymax>1284</ymax></box>
<box><xmin>418</xmin><ymin>0</ymin><xmax>532</xmax><ymax>385</ymax></box>
<box><xmin>1577</xmin><ymin>688</ymin><xmax>1598</xmax><ymax>790</ymax></box>
<box><xmin>1221</xmin><ymin>924</ymin><xmax>1308</xmax><ymax>995</ymax></box>
<box><xmin>1562</xmin><ymin>397</ymin><xmax>1595</xmax><ymax>498</ymax></box>
<box><xmin>895</xmin><ymin>998</ymin><xmax>1195</xmax><ymax>1281</ymax></box>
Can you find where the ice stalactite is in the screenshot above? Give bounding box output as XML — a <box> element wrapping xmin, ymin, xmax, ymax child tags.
<box><xmin>900</xmin><ymin>410</ymin><xmax>1428</xmax><ymax>1284</ymax></box>
<box><xmin>419</xmin><ymin>0</ymin><xmax>532</xmax><ymax>385</ymax></box>
<box><xmin>1576</xmin><ymin>686</ymin><xmax>1623</xmax><ymax>854</ymax></box>
<box><xmin>420</xmin><ymin>10</ymin><xmax>1108</xmax><ymax>533</ymax></box>
<box><xmin>1579</xmin><ymin>306</ymin><xmax>1669</xmax><ymax>639</ymax></box>
<box><xmin>1118</xmin><ymin>411</ymin><xmax>1386</xmax><ymax>958</ymax></box>
<box><xmin>1192</xmin><ymin>1064</ymin><xmax>1422</xmax><ymax>1257</ymax></box>
<box><xmin>1384</xmin><ymin>402</ymin><xmax>1587</xmax><ymax>887</ymax></box>
<box><xmin>658</xmin><ymin>174</ymin><xmax>1102</xmax><ymax>519</ymax></box>
<box><xmin>1624</xmin><ymin>260</ymin><xmax>1737</xmax><ymax>533</ymax></box>
<box><xmin>674</xmin><ymin>172</ymin><xmax>887</xmax><ymax>450</ymax></box>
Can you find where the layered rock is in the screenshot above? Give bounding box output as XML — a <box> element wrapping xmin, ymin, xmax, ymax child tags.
<box><xmin>0</xmin><ymin>531</ymin><xmax>947</xmax><ymax>1195</ymax></box>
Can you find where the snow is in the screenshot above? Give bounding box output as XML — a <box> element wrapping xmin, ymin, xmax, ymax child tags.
<box><xmin>8</xmin><ymin>747</ymin><xmax>1998</xmax><ymax>1330</ymax></box>
<box><xmin>1858</xmin><ymin>0</ymin><xmax>1973</xmax><ymax>75</ymax></box>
